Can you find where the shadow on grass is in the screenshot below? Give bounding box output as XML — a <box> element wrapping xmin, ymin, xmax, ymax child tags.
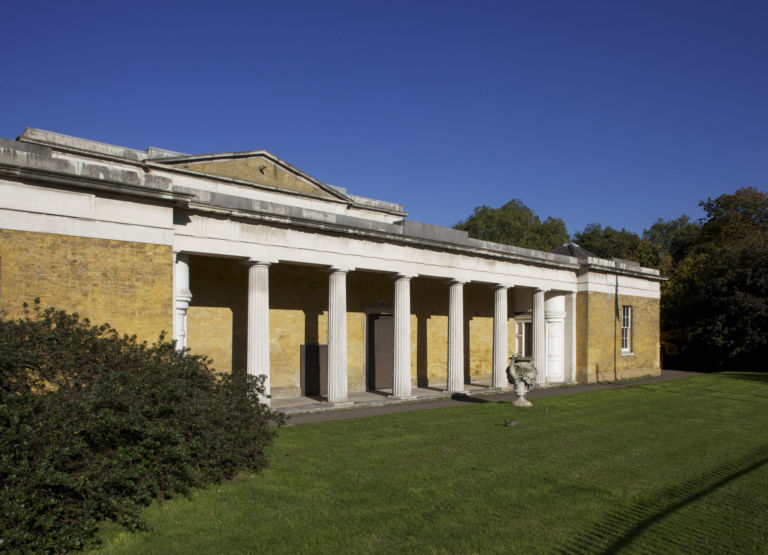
<box><xmin>560</xmin><ymin>444</ymin><xmax>768</xmax><ymax>554</ymax></box>
<box><xmin>450</xmin><ymin>393</ymin><xmax>490</xmax><ymax>404</ymax></box>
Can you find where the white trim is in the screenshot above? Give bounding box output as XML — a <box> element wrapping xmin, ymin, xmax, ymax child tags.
<box><xmin>0</xmin><ymin>208</ymin><xmax>173</xmax><ymax>245</ymax></box>
<box><xmin>513</xmin><ymin>315</ymin><xmax>532</xmax><ymax>358</ymax></box>
<box><xmin>173</xmin><ymin>222</ymin><xmax>579</xmax><ymax>292</ymax></box>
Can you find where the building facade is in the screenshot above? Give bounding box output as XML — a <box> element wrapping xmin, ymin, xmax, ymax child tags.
<box><xmin>0</xmin><ymin>129</ymin><xmax>662</xmax><ymax>405</ymax></box>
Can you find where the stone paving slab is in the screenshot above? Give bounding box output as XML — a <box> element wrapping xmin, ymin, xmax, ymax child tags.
<box><xmin>281</xmin><ymin>370</ymin><xmax>705</xmax><ymax>427</ymax></box>
<box><xmin>271</xmin><ymin>382</ymin><xmax>500</xmax><ymax>415</ymax></box>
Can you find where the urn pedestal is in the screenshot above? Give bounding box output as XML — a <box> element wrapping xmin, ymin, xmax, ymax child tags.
<box><xmin>512</xmin><ymin>379</ymin><xmax>533</xmax><ymax>407</ymax></box>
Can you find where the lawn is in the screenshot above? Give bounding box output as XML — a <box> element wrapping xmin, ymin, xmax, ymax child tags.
<box><xmin>96</xmin><ymin>373</ymin><xmax>768</xmax><ymax>554</ymax></box>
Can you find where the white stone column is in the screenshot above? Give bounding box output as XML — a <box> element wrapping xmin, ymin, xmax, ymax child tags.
<box><xmin>328</xmin><ymin>268</ymin><xmax>350</xmax><ymax>404</ymax></box>
<box><xmin>245</xmin><ymin>260</ymin><xmax>271</xmax><ymax>404</ymax></box>
<box><xmin>174</xmin><ymin>252</ymin><xmax>192</xmax><ymax>350</ymax></box>
<box><xmin>393</xmin><ymin>274</ymin><xmax>414</xmax><ymax>399</ymax></box>
<box><xmin>532</xmin><ymin>288</ymin><xmax>547</xmax><ymax>385</ymax></box>
<box><xmin>492</xmin><ymin>285</ymin><xmax>509</xmax><ymax>389</ymax></box>
<box><xmin>447</xmin><ymin>280</ymin><xmax>465</xmax><ymax>393</ymax></box>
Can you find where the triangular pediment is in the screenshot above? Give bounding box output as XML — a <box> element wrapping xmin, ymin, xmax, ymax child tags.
<box><xmin>154</xmin><ymin>151</ymin><xmax>346</xmax><ymax>200</ymax></box>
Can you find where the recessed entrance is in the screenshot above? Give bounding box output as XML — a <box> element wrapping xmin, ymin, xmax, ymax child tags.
<box><xmin>367</xmin><ymin>314</ymin><xmax>394</xmax><ymax>391</ymax></box>
<box><xmin>300</xmin><ymin>344</ymin><xmax>328</xmax><ymax>397</ymax></box>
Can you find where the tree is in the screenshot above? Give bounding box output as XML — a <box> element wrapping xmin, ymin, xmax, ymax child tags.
<box><xmin>642</xmin><ymin>215</ymin><xmax>701</xmax><ymax>275</ymax></box>
<box><xmin>572</xmin><ymin>223</ymin><xmax>661</xmax><ymax>270</ymax></box>
<box><xmin>643</xmin><ymin>215</ymin><xmax>701</xmax><ymax>262</ymax></box>
<box><xmin>662</xmin><ymin>188</ymin><xmax>768</xmax><ymax>369</ymax></box>
<box><xmin>454</xmin><ymin>199</ymin><xmax>569</xmax><ymax>251</ymax></box>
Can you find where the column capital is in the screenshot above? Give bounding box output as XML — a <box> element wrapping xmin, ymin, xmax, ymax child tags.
<box><xmin>545</xmin><ymin>312</ymin><xmax>567</xmax><ymax>321</ymax></box>
<box><xmin>241</xmin><ymin>259</ymin><xmax>272</xmax><ymax>268</ymax></box>
<box><xmin>392</xmin><ymin>273</ymin><xmax>416</xmax><ymax>281</ymax></box>
<box><xmin>494</xmin><ymin>283</ymin><xmax>513</xmax><ymax>291</ymax></box>
<box><xmin>327</xmin><ymin>266</ymin><xmax>354</xmax><ymax>275</ymax></box>
<box><xmin>447</xmin><ymin>278</ymin><xmax>466</xmax><ymax>286</ymax></box>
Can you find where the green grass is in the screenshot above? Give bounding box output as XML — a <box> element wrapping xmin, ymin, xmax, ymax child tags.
<box><xmin>96</xmin><ymin>373</ymin><xmax>768</xmax><ymax>554</ymax></box>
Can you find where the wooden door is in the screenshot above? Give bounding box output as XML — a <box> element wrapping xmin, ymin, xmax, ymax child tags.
<box><xmin>546</xmin><ymin>321</ymin><xmax>564</xmax><ymax>382</ymax></box>
<box><xmin>369</xmin><ymin>314</ymin><xmax>394</xmax><ymax>390</ymax></box>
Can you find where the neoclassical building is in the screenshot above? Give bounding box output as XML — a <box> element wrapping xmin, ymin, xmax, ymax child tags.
<box><xmin>0</xmin><ymin>129</ymin><xmax>662</xmax><ymax>405</ymax></box>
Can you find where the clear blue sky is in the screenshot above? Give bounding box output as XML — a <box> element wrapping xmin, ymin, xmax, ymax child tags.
<box><xmin>3</xmin><ymin>1</ymin><xmax>766</xmax><ymax>236</ymax></box>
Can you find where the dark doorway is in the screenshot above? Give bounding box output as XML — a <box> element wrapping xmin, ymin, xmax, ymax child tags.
<box><xmin>367</xmin><ymin>314</ymin><xmax>394</xmax><ymax>391</ymax></box>
<box><xmin>300</xmin><ymin>344</ymin><xmax>327</xmax><ymax>397</ymax></box>
<box><xmin>524</xmin><ymin>322</ymin><xmax>532</xmax><ymax>357</ymax></box>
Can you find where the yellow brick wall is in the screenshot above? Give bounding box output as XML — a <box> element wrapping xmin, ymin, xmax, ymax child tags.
<box><xmin>412</xmin><ymin>277</ymin><xmax>447</xmax><ymax>386</ymax></box>
<box><xmin>0</xmin><ymin>229</ymin><xmax>172</xmax><ymax>342</ymax></box>
<box><xmin>464</xmin><ymin>283</ymin><xmax>494</xmax><ymax>383</ymax></box>
<box><xmin>186</xmin><ymin>255</ymin><xmax>247</xmax><ymax>374</ymax></box>
<box><xmin>270</xmin><ymin>264</ymin><xmax>329</xmax><ymax>396</ymax></box>
<box><xmin>576</xmin><ymin>291</ymin><xmax>660</xmax><ymax>383</ymax></box>
<box><xmin>411</xmin><ymin>279</ymin><xmax>508</xmax><ymax>387</ymax></box>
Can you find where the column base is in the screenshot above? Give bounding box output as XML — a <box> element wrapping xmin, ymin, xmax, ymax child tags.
<box><xmin>328</xmin><ymin>401</ymin><xmax>354</xmax><ymax>408</ymax></box>
<box><xmin>391</xmin><ymin>394</ymin><xmax>416</xmax><ymax>401</ymax></box>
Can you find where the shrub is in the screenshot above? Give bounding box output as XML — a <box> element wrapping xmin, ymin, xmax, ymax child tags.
<box><xmin>0</xmin><ymin>301</ymin><xmax>284</xmax><ymax>552</ymax></box>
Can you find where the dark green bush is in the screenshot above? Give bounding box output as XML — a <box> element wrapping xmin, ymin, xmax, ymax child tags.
<box><xmin>0</xmin><ymin>301</ymin><xmax>284</xmax><ymax>552</ymax></box>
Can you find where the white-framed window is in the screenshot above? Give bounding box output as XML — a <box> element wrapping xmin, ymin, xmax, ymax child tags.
<box><xmin>514</xmin><ymin>318</ymin><xmax>532</xmax><ymax>357</ymax></box>
<box><xmin>621</xmin><ymin>305</ymin><xmax>632</xmax><ymax>353</ymax></box>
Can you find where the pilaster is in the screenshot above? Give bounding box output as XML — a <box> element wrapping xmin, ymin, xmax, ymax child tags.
<box><xmin>174</xmin><ymin>252</ymin><xmax>193</xmax><ymax>350</ymax></box>
<box><xmin>567</xmin><ymin>291</ymin><xmax>577</xmax><ymax>384</ymax></box>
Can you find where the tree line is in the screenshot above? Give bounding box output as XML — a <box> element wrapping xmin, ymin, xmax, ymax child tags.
<box><xmin>455</xmin><ymin>187</ymin><xmax>768</xmax><ymax>370</ymax></box>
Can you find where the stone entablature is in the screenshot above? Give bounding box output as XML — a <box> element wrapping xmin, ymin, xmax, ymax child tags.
<box><xmin>0</xmin><ymin>129</ymin><xmax>663</xmax><ymax>404</ymax></box>
<box><xmin>577</xmin><ymin>270</ymin><xmax>660</xmax><ymax>299</ymax></box>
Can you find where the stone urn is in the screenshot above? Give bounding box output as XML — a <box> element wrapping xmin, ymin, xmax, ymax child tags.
<box><xmin>506</xmin><ymin>357</ymin><xmax>537</xmax><ymax>407</ymax></box>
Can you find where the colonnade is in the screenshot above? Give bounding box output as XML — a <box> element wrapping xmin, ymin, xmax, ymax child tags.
<box><xmin>173</xmin><ymin>253</ymin><xmax>572</xmax><ymax>406</ymax></box>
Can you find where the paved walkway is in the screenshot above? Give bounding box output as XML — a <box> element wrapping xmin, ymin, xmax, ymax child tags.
<box><xmin>282</xmin><ymin>369</ymin><xmax>705</xmax><ymax>426</ymax></box>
